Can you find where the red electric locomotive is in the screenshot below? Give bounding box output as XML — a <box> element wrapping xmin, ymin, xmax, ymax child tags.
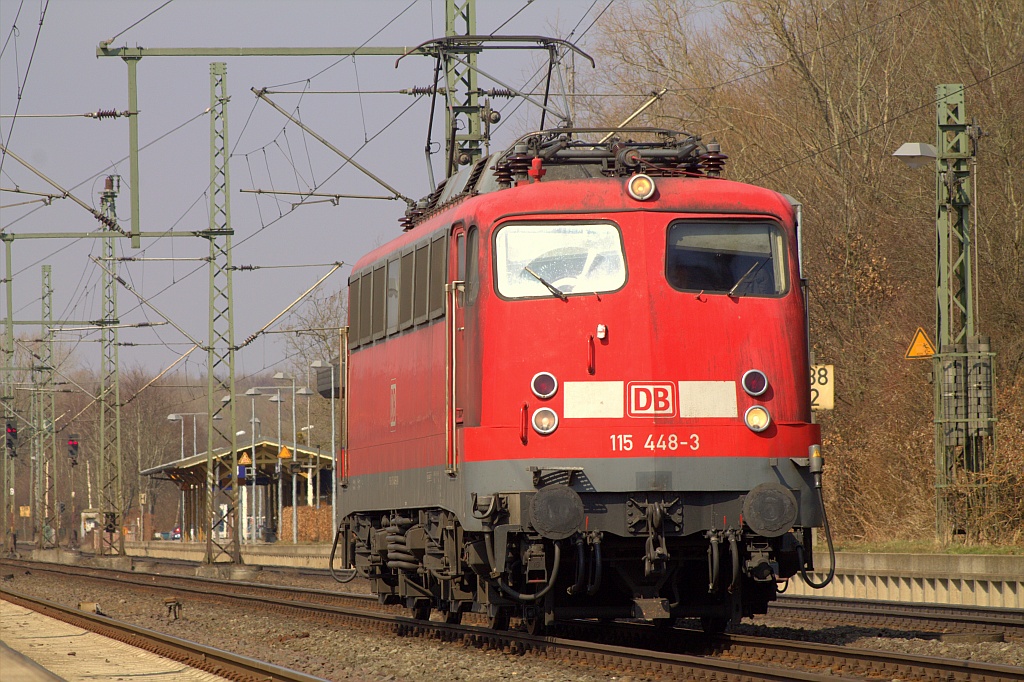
<box><xmin>334</xmin><ymin>126</ymin><xmax>833</xmax><ymax>633</ymax></box>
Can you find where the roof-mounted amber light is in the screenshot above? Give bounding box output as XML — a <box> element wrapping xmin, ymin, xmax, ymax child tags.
<box><xmin>627</xmin><ymin>174</ymin><xmax>655</xmax><ymax>201</ymax></box>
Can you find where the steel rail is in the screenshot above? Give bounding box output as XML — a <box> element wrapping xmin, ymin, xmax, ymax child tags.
<box><xmin>773</xmin><ymin>594</ymin><xmax>1024</xmax><ymax>635</ymax></box>
<box><xmin>0</xmin><ymin>579</ymin><xmax>836</xmax><ymax>682</ymax></box>
<box><xmin>106</xmin><ymin>555</ymin><xmax>1024</xmax><ymax>635</ymax></box>
<box><xmin>0</xmin><ymin>588</ymin><xmax>330</xmax><ymax>682</ymax></box>
<box><xmin>5</xmin><ymin>558</ymin><xmax>1023</xmax><ymax>681</ymax></box>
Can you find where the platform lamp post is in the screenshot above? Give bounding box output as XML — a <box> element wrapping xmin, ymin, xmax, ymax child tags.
<box><xmin>249</xmin><ymin>416</ymin><xmax>261</xmax><ymax>544</ymax></box>
<box><xmin>244</xmin><ymin>388</ymin><xmax>261</xmax><ymax>545</ymax></box>
<box><xmin>310</xmin><ymin>360</ymin><xmax>337</xmax><ymax>535</ymax></box>
<box><xmin>273</xmin><ymin>372</ymin><xmax>298</xmax><ymax>543</ymax></box>
<box><xmin>168</xmin><ymin>414</ymin><xmax>185</xmax><ymax>542</ymax></box>
<box><xmin>168</xmin><ymin>412</ymin><xmax>222</xmax><ymax>542</ymax></box>
<box><xmin>296</xmin><ymin>386</ymin><xmax>315</xmax><ymax>508</ymax></box>
<box><xmin>269</xmin><ymin>392</ymin><xmax>283</xmax><ymax>543</ymax></box>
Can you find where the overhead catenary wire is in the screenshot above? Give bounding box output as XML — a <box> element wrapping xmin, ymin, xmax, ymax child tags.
<box><xmin>101</xmin><ymin>0</ymin><xmax>176</xmax><ymax>46</ymax></box>
<box><xmin>237</xmin><ymin>263</ymin><xmax>343</xmax><ymax>349</ymax></box>
<box><xmin>262</xmin><ymin>0</ymin><xmax>422</xmax><ymax>90</ymax></box>
<box><xmin>0</xmin><ymin>0</ymin><xmax>50</xmax><ymax>180</ymax></box>
<box><xmin>108</xmin><ymin>94</ymin><xmax>422</xmax><ymax>336</ymax></box>
<box><xmin>752</xmin><ymin>61</ymin><xmax>1024</xmax><ymax>182</ymax></box>
<box><xmin>0</xmin><ymin>0</ymin><xmax>26</xmax><ymax>60</ymax></box>
<box><xmin>3</xmin><ymin>105</ymin><xmax>211</xmax><ymax>235</ymax></box>
<box><xmin>16</xmin><ymin>3</ymin><xmax>946</xmax><ymax>393</ymax></box>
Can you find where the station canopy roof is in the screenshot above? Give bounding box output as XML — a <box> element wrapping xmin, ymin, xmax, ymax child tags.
<box><xmin>142</xmin><ymin>440</ymin><xmax>332</xmax><ymax>486</ymax></box>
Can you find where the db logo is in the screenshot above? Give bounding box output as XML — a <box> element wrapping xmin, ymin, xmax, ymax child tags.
<box><xmin>627</xmin><ymin>382</ymin><xmax>676</xmax><ymax>417</ymax></box>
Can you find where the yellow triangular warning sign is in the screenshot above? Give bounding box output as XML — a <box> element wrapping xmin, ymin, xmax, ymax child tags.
<box><xmin>238</xmin><ymin>452</ymin><xmax>252</xmax><ymax>465</ymax></box>
<box><xmin>905</xmin><ymin>327</ymin><xmax>936</xmax><ymax>359</ymax></box>
<box><xmin>279</xmin><ymin>446</ymin><xmax>292</xmax><ymax>459</ymax></box>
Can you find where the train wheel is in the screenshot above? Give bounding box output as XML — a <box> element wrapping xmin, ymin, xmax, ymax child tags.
<box><xmin>487</xmin><ymin>607</ymin><xmax>511</xmax><ymax>631</ymax></box>
<box><xmin>410</xmin><ymin>602</ymin><xmax>431</xmax><ymax>621</ymax></box>
<box><xmin>522</xmin><ymin>613</ymin><xmax>545</xmax><ymax>636</ymax></box>
<box><xmin>444</xmin><ymin>609</ymin><xmax>463</xmax><ymax>625</ymax></box>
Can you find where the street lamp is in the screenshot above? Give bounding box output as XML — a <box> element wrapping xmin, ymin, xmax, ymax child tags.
<box><xmin>274</xmin><ymin>372</ymin><xmax>298</xmax><ymax>544</ymax></box>
<box><xmin>167</xmin><ymin>412</ymin><xmax>223</xmax><ymax>540</ymax></box>
<box><xmin>296</xmin><ymin>386</ymin><xmax>315</xmax><ymax>508</ymax></box>
<box><xmin>168</xmin><ymin>414</ymin><xmax>185</xmax><ymax>460</ymax></box>
<box><xmin>892</xmin><ymin>142</ymin><xmax>937</xmax><ymax>169</ymax></box>
<box><xmin>248</xmin><ymin>416</ymin><xmax>261</xmax><ymax>544</ymax></box>
<box><xmin>269</xmin><ymin>393</ymin><xmax>284</xmax><ymax>543</ymax></box>
<box><xmin>310</xmin><ymin>359</ymin><xmax>337</xmax><ymax>535</ymax></box>
<box><xmin>168</xmin><ymin>414</ymin><xmax>185</xmax><ymax>541</ymax></box>
<box><xmin>244</xmin><ymin>388</ymin><xmax>261</xmax><ymax>545</ymax></box>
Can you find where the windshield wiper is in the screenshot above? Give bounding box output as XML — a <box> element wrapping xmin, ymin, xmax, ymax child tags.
<box><xmin>524</xmin><ymin>266</ymin><xmax>568</xmax><ymax>301</ymax></box>
<box><xmin>728</xmin><ymin>259</ymin><xmax>768</xmax><ymax>297</ymax></box>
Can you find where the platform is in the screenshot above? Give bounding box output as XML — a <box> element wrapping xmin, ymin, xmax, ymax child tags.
<box><xmin>786</xmin><ymin>552</ymin><xmax>1023</xmax><ymax>608</ymax></box>
<box><xmin>0</xmin><ymin>598</ymin><xmax>224</xmax><ymax>682</ymax></box>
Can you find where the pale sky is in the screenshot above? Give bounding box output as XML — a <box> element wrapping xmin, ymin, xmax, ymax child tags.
<box><xmin>0</xmin><ymin>0</ymin><xmax>611</xmax><ymax>381</ymax></box>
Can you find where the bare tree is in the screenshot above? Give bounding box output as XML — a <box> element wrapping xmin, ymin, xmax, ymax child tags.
<box><xmin>585</xmin><ymin>0</ymin><xmax>1024</xmax><ymax>544</ymax></box>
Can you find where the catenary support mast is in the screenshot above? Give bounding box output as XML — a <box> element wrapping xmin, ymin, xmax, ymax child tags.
<box><xmin>932</xmin><ymin>84</ymin><xmax>995</xmax><ymax>538</ymax></box>
<box><xmin>98</xmin><ymin>178</ymin><xmax>124</xmax><ymax>555</ymax></box>
<box><xmin>37</xmin><ymin>266</ymin><xmax>58</xmax><ymax>549</ymax></box>
<box><xmin>205</xmin><ymin>62</ymin><xmax>241</xmax><ymax>564</ymax></box>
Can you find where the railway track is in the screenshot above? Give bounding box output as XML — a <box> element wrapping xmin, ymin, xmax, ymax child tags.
<box><xmin>1</xmin><ymin>589</ymin><xmax>330</xmax><ymax>682</ymax></box>
<box><xmin>773</xmin><ymin>594</ymin><xmax>1024</xmax><ymax>641</ymax></box>
<box><xmin>72</xmin><ymin>554</ymin><xmax>1024</xmax><ymax>640</ymax></box>
<box><xmin>3</xmin><ymin>557</ymin><xmax>1022</xmax><ymax>681</ymax></box>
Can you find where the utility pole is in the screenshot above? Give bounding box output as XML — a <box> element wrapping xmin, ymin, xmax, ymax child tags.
<box><xmin>205</xmin><ymin>62</ymin><xmax>241</xmax><ymax>564</ymax></box>
<box><xmin>98</xmin><ymin>177</ymin><xmax>124</xmax><ymax>555</ymax></box>
<box><xmin>3</xmin><ymin>237</ymin><xmax>15</xmax><ymax>552</ymax></box>
<box><xmin>95</xmin><ymin>0</ymin><xmax>481</xmax><ymax>564</ymax></box>
<box><xmin>37</xmin><ymin>266</ymin><xmax>58</xmax><ymax>549</ymax></box>
<box><xmin>444</xmin><ymin>0</ymin><xmax>481</xmax><ymax>172</ymax></box>
<box><xmin>932</xmin><ymin>84</ymin><xmax>995</xmax><ymax>538</ymax></box>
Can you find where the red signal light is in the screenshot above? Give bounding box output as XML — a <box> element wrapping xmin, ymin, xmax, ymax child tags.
<box><xmin>741</xmin><ymin>369</ymin><xmax>768</xmax><ymax>397</ymax></box>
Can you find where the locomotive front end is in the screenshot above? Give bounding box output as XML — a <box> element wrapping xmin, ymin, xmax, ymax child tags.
<box><xmin>461</xmin><ymin>169</ymin><xmax>829</xmax><ymax>632</ymax></box>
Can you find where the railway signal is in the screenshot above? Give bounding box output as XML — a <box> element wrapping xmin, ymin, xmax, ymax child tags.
<box><xmin>67</xmin><ymin>435</ymin><xmax>80</xmax><ymax>466</ymax></box>
<box><xmin>5</xmin><ymin>421</ymin><xmax>16</xmax><ymax>457</ymax></box>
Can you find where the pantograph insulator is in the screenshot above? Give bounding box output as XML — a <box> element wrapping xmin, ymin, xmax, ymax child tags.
<box><xmin>699</xmin><ymin>140</ymin><xmax>728</xmax><ymax>177</ymax></box>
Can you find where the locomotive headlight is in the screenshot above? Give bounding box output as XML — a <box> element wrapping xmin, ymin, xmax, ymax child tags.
<box><xmin>741</xmin><ymin>369</ymin><xmax>768</xmax><ymax>396</ymax></box>
<box><xmin>531</xmin><ymin>372</ymin><xmax>558</xmax><ymax>399</ymax></box>
<box><xmin>532</xmin><ymin>407</ymin><xmax>559</xmax><ymax>435</ymax></box>
<box><xmin>626</xmin><ymin>173</ymin><xmax>656</xmax><ymax>201</ymax></box>
<box><xmin>744</xmin><ymin>405</ymin><xmax>771</xmax><ymax>432</ymax></box>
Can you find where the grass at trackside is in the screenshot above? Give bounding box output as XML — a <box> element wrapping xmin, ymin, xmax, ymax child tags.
<box><xmin>834</xmin><ymin>540</ymin><xmax>1024</xmax><ymax>556</ymax></box>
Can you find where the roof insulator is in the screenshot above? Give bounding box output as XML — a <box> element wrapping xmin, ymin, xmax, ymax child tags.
<box><xmin>699</xmin><ymin>139</ymin><xmax>728</xmax><ymax>177</ymax></box>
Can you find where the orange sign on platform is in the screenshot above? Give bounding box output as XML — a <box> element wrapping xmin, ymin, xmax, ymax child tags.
<box><xmin>279</xmin><ymin>446</ymin><xmax>292</xmax><ymax>459</ymax></box>
<box><xmin>238</xmin><ymin>452</ymin><xmax>252</xmax><ymax>466</ymax></box>
<box><xmin>905</xmin><ymin>327</ymin><xmax>936</xmax><ymax>359</ymax></box>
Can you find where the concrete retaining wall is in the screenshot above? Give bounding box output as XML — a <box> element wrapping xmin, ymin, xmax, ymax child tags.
<box><xmin>787</xmin><ymin>552</ymin><xmax>1024</xmax><ymax>608</ymax></box>
<box><xmin>124</xmin><ymin>541</ymin><xmax>332</xmax><ymax>570</ymax></box>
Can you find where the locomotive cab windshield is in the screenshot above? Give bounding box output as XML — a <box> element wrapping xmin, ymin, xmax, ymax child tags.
<box><xmin>494</xmin><ymin>221</ymin><xmax>627</xmax><ymax>299</ymax></box>
<box><xmin>666</xmin><ymin>220</ymin><xmax>787</xmax><ymax>296</ymax></box>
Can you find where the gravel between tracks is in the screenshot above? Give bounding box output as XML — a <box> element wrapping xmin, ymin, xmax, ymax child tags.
<box><xmin>3</xmin><ymin>565</ymin><xmax>1022</xmax><ymax>681</ymax></box>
